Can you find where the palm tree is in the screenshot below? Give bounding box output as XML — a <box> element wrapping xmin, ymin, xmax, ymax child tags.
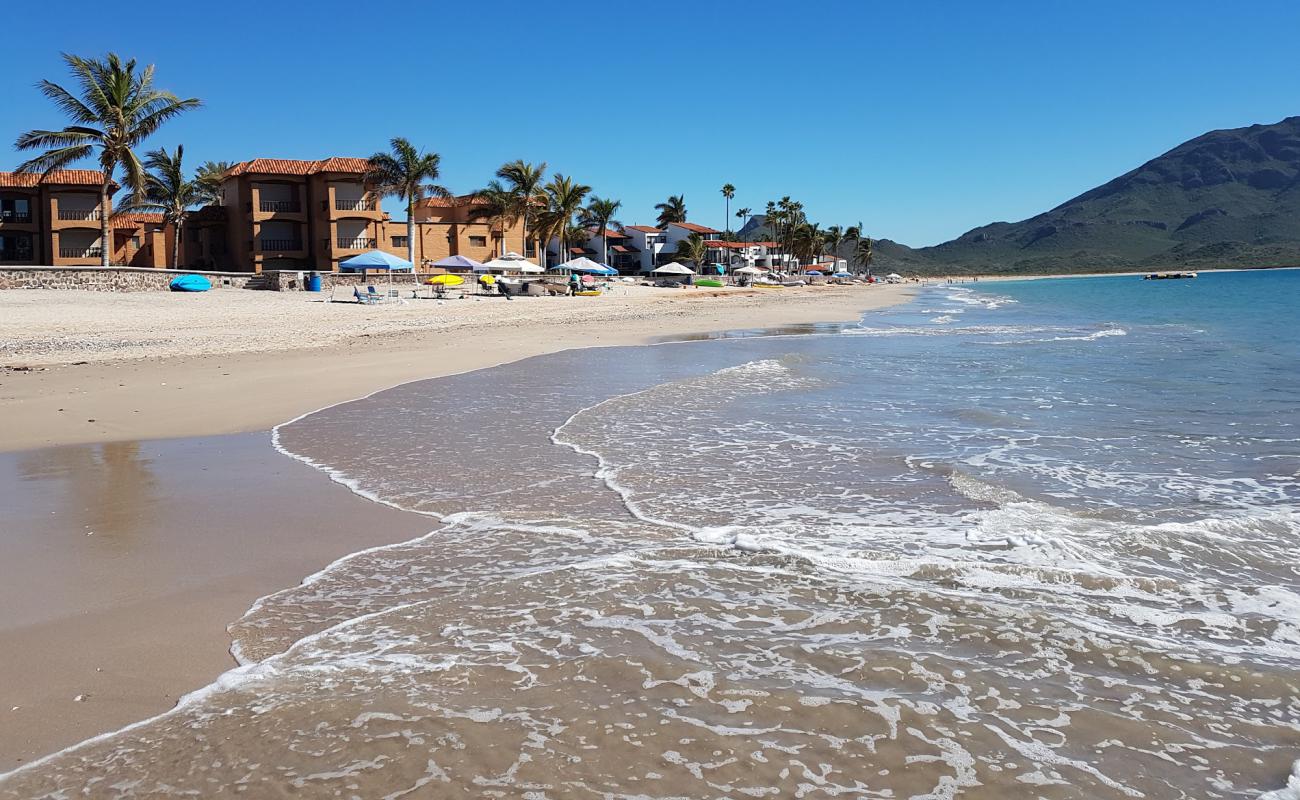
<box><xmin>854</xmin><ymin>236</ymin><xmax>874</xmax><ymax>276</ymax></box>
<box><xmin>496</xmin><ymin>159</ymin><xmax>547</xmax><ymax>258</ymax></box>
<box><xmin>467</xmin><ymin>180</ymin><xmax>516</xmax><ymax>256</ymax></box>
<box><xmin>823</xmin><ymin>225</ymin><xmax>845</xmax><ymax>264</ymax></box>
<box><xmin>366</xmin><ymin>137</ymin><xmax>451</xmax><ymax>267</ymax></box>
<box><xmin>117</xmin><ymin>145</ymin><xmax>199</xmax><ymax>269</ymax></box>
<box><xmin>193</xmin><ymin>160</ymin><xmax>231</xmax><ymax>206</ymax></box>
<box><xmin>792</xmin><ymin>221</ymin><xmax>823</xmax><ymax>266</ymax></box>
<box><xmin>673</xmin><ymin>232</ymin><xmax>709</xmax><ymax>269</ymax></box>
<box><xmin>720</xmin><ymin>183</ymin><xmax>735</xmax><ymax>237</ymax></box>
<box><xmin>654</xmin><ymin>194</ymin><xmax>687</xmax><ymax>229</ymax></box>
<box><xmin>580</xmin><ymin>196</ymin><xmax>622</xmax><ymax>265</ymax></box>
<box><xmin>15</xmin><ymin>53</ymin><xmax>200</xmax><ymax>267</ymax></box>
<box><xmin>539</xmin><ymin>174</ymin><xmax>591</xmax><ymax>267</ymax></box>
<box><xmin>735</xmin><ymin>207</ymin><xmax>752</xmax><ymax>234</ymax></box>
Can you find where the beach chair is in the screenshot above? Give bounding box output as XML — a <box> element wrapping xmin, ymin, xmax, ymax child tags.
<box><xmin>354</xmin><ymin>286</ymin><xmax>382</xmax><ymax>304</ymax></box>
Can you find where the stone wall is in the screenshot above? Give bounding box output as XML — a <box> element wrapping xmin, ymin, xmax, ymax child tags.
<box><xmin>0</xmin><ymin>266</ymin><xmax>259</xmax><ymax>292</ymax></box>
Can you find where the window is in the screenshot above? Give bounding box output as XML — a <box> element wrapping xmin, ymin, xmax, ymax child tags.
<box><xmin>469</xmin><ymin>235</ymin><xmax>487</xmax><ymax>247</ymax></box>
<box><xmin>1</xmin><ymin>196</ymin><xmax>31</xmax><ymax>222</ymax></box>
<box><xmin>392</xmin><ymin>236</ymin><xmax>409</xmax><ymax>247</ymax></box>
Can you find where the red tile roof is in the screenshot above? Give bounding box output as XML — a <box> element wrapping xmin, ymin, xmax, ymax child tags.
<box><xmin>625</xmin><ymin>225</ymin><xmax>663</xmax><ymax>234</ymax></box>
<box><xmin>224</xmin><ymin>158</ymin><xmax>370</xmax><ymax>177</ymax></box>
<box><xmin>112</xmin><ymin>212</ymin><xmax>166</xmax><ymax>229</ymax></box>
<box><xmin>610</xmin><ymin>245</ymin><xmax>640</xmax><ymax>254</ymax></box>
<box><xmin>670</xmin><ymin>221</ymin><xmax>721</xmax><ymax>234</ymax></box>
<box><xmin>0</xmin><ymin>169</ymin><xmax>108</xmax><ymax>188</ymax></box>
<box><xmin>588</xmin><ymin>227</ymin><xmax>628</xmax><ymax>239</ymax></box>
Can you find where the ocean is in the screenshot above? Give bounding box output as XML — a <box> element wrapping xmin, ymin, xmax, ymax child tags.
<box><xmin>3</xmin><ymin>270</ymin><xmax>1298</xmax><ymax>798</ymax></box>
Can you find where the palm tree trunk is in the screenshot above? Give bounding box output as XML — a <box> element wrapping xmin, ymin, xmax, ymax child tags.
<box><xmin>406</xmin><ymin>198</ymin><xmax>416</xmax><ymax>267</ymax></box>
<box><xmin>100</xmin><ymin>181</ymin><xmax>111</xmax><ymax>267</ymax></box>
<box><xmin>173</xmin><ymin>218</ymin><xmax>182</xmax><ymax>269</ymax></box>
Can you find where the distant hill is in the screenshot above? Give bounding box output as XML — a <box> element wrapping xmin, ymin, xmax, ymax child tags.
<box><xmin>872</xmin><ymin>116</ymin><xmax>1300</xmax><ymax>274</ymax></box>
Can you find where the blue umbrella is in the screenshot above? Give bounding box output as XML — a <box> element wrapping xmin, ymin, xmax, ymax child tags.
<box><xmin>806</xmin><ymin>270</ymin><xmax>824</xmax><ymax>276</ymax></box>
<box><xmin>339</xmin><ymin>250</ymin><xmax>413</xmax><ymax>272</ymax></box>
<box><xmin>833</xmin><ymin>271</ymin><xmax>853</xmax><ymax>278</ymax></box>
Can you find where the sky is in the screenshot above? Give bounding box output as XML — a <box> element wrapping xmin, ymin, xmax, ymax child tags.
<box><xmin>1</xmin><ymin>0</ymin><xmax>1297</xmax><ymax>247</ymax></box>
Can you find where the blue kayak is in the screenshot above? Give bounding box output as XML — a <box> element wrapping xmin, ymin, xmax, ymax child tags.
<box><xmin>169</xmin><ymin>274</ymin><xmax>212</xmax><ymax>292</ymax></box>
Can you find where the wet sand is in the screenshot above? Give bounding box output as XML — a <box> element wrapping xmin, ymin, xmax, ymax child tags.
<box><xmin>0</xmin><ymin>434</ymin><xmax>431</xmax><ymax>769</ymax></box>
<box><xmin>0</xmin><ymin>285</ymin><xmax>914</xmax><ymax>769</ymax></box>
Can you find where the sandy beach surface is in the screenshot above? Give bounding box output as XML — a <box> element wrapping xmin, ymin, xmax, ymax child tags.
<box><xmin>0</xmin><ymin>282</ymin><xmax>912</xmax><ymax>770</ymax></box>
<box><xmin>0</xmin><ymin>284</ymin><xmax>912</xmax><ymax>453</ymax></box>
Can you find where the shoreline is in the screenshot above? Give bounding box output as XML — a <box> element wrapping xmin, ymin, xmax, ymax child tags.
<box><xmin>0</xmin><ymin>284</ymin><xmax>915</xmax><ymax>769</ymax></box>
<box><xmin>0</xmin><ymin>284</ymin><xmax>913</xmax><ymax>453</ymax></box>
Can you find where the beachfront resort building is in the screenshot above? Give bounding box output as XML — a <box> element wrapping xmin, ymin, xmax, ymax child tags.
<box><xmin>180</xmin><ymin>158</ymin><xmax>529</xmax><ymax>272</ymax></box>
<box><xmin>0</xmin><ymin>170</ymin><xmax>174</xmax><ymax>268</ymax></box>
<box><xmin>623</xmin><ymin>226</ymin><xmax>666</xmax><ymax>272</ymax></box>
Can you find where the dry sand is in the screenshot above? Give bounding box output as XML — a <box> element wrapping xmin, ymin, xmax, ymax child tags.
<box><xmin>0</xmin><ymin>282</ymin><xmax>914</xmax><ymax>769</ymax></box>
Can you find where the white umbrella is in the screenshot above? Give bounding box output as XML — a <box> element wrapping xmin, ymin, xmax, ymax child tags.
<box><xmin>734</xmin><ymin>266</ymin><xmax>764</xmax><ymax>274</ymax></box>
<box><xmin>483</xmin><ymin>251</ymin><xmax>543</xmax><ymax>273</ymax></box>
<box><xmin>556</xmin><ymin>256</ymin><xmax>615</xmax><ymax>274</ymax></box>
<box><xmin>652</xmin><ymin>262</ymin><xmax>695</xmax><ymax>275</ymax></box>
<box><xmin>886</xmin><ymin>273</ymin><xmax>903</xmax><ymax>279</ymax></box>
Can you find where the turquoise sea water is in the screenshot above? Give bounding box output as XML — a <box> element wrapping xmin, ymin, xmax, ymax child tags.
<box><xmin>4</xmin><ymin>269</ymin><xmax>1298</xmax><ymax>799</ymax></box>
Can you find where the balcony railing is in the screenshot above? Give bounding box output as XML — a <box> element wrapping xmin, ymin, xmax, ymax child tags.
<box><xmin>59</xmin><ymin>246</ymin><xmax>103</xmax><ymax>258</ymax></box>
<box><xmin>0</xmin><ymin>249</ymin><xmax>34</xmax><ymax>262</ymax></box>
<box><xmin>259</xmin><ymin>200</ymin><xmax>301</xmax><ymax>213</ymax></box>
<box><xmin>336</xmin><ymin>237</ymin><xmax>375</xmax><ymax>250</ymax></box>
<box><xmin>258</xmin><ymin>239</ymin><xmax>303</xmax><ymax>252</ymax></box>
<box><xmin>334</xmin><ymin>198</ymin><xmax>377</xmax><ymax>212</ymax></box>
<box><xmin>0</xmin><ymin>212</ymin><xmax>33</xmax><ymax>224</ymax></box>
<box><xmin>58</xmin><ymin>209</ymin><xmax>101</xmax><ymax>221</ymax></box>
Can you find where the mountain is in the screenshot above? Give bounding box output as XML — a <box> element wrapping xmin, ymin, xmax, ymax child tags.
<box><xmin>873</xmin><ymin>116</ymin><xmax>1300</xmax><ymax>274</ymax></box>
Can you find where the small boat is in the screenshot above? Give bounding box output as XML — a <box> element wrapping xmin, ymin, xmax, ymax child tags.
<box><xmin>694</xmin><ymin>279</ymin><xmax>724</xmax><ymax>288</ymax></box>
<box><xmin>753</xmin><ymin>282</ymin><xmax>783</xmax><ymax>289</ymax></box>
<box><xmin>1143</xmin><ymin>271</ymin><xmax>1197</xmax><ymax>280</ymax></box>
<box><xmin>574</xmin><ymin>290</ymin><xmax>602</xmax><ymax>296</ymax></box>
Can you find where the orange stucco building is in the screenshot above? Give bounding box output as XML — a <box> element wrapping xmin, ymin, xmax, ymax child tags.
<box><xmin>0</xmin><ymin>170</ymin><xmax>174</xmax><ymax>268</ymax></box>
<box><xmin>181</xmin><ymin>157</ymin><xmax>532</xmax><ymax>272</ymax></box>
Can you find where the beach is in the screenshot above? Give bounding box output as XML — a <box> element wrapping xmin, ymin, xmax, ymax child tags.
<box><xmin>2</xmin><ymin>274</ymin><xmax>1296</xmax><ymax>798</ymax></box>
<box><xmin>0</xmin><ymin>283</ymin><xmax>913</xmax><ymax>770</ymax></box>
<box><xmin>0</xmin><ymin>284</ymin><xmax>912</xmax><ymax>452</ymax></box>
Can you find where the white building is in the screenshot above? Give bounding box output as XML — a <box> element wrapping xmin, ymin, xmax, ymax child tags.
<box><xmin>623</xmin><ymin>225</ymin><xmax>667</xmax><ymax>272</ymax></box>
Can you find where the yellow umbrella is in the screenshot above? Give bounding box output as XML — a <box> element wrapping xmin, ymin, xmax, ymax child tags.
<box><xmin>425</xmin><ymin>274</ymin><xmax>464</xmax><ymax>286</ymax></box>
<box><xmin>478</xmin><ymin>274</ymin><xmax>496</xmax><ymax>285</ymax></box>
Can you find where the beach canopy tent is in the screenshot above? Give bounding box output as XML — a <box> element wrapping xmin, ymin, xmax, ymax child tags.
<box><xmin>556</xmin><ymin>256</ymin><xmax>616</xmax><ymax>274</ymax></box>
<box><xmin>339</xmin><ymin>250</ymin><xmax>413</xmax><ymax>272</ymax></box>
<box><xmin>481</xmin><ymin>251</ymin><xmax>543</xmax><ymax>273</ymax></box>
<box><xmin>432</xmin><ymin>254</ymin><xmax>484</xmax><ymax>271</ymax></box>
<box><xmin>652</xmin><ymin>262</ymin><xmax>695</xmax><ymax>275</ymax></box>
<box><xmin>733</xmin><ymin>266</ymin><xmax>764</xmax><ymax>275</ymax></box>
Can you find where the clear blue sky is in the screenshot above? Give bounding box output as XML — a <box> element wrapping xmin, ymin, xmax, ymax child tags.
<box><xmin>2</xmin><ymin>0</ymin><xmax>1297</xmax><ymax>246</ymax></box>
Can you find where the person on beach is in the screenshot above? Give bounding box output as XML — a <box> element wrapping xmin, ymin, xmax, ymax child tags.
<box><xmin>569</xmin><ymin>273</ymin><xmax>580</xmax><ymax>296</ymax></box>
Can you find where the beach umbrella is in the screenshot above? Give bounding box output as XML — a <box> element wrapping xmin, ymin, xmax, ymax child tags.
<box><xmin>734</xmin><ymin>266</ymin><xmax>764</xmax><ymax>275</ymax></box>
<box><xmin>432</xmin><ymin>254</ymin><xmax>484</xmax><ymax>271</ymax></box>
<box><xmin>887</xmin><ymin>273</ymin><xmax>903</xmax><ymax>279</ymax></box>
<box><xmin>339</xmin><ymin>250</ymin><xmax>413</xmax><ymax>272</ymax></box>
<box><xmin>651</xmin><ymin>262</ymin><xmax>695</xmax><ymax>275</ymax></box>
<box><xmin>478</xmin><ymin>274</ymin><xmax>496</xmax><ymax>285</ymax></box>
<box><xmin>483</xmin><ymin>252</ymin><xmax>543</xmax><ymax>273</ymax></box>
<box><xmin>806</xmin><ymin>270</ymin><xmax>824</xmax><ymax>276</ymax></box>
<box><xmin>558</xmin><ymin>256</ymin><xmax>615</xmax><ymax>274</ymax></box>
<box><xmin>833</xmin><ymin>271</ymin><xmax>853</xmax><ymax>278</ymax></box>
<box><xmin>426</xmin><ymin>274</ymin><xmax>464</xmax><ymax>286</ymax></box>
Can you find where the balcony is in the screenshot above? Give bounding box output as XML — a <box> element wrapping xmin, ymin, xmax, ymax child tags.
<box><xmin>257</xmin><ymin>239</ymin><xmax>303</xmax><ymax>253</ymax></box>
<box><xmin>58</xmin><ymin>209</ymin><xmax>101</xmax><ymax>221</ymax></box>
<box><xmin>334</xmin><ymin>198</ymin><xmax>377</xmax><ymax>212</ymax></box>
<box><xmin>0</xmin><ymin>212</ymin><xmax>33</xmax><ymax>224</ymax></box>
<box><xmin>0</xmin><ymin>249</ymin><xmax>34</xmax><ymax>262</ymax></box>
<box><xmin>336</xmin><ymin>237</ymin><xmax>376</xmax><ymax>250</ymax></box>
<box><xmin>60</xmin><ymin>246</ymin><xmax>103</xmax><ymax>258</ymax></box>
<box><xmin>259</xmin><ymin>200</ymin><xmax>301</xmax><ymax>213</ymax></box>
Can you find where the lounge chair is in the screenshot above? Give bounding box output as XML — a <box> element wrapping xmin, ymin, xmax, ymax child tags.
<box><xmin>354</xmin><ymin>285</ymin><xmax>385</xmax><ymax>304</ymax></box>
